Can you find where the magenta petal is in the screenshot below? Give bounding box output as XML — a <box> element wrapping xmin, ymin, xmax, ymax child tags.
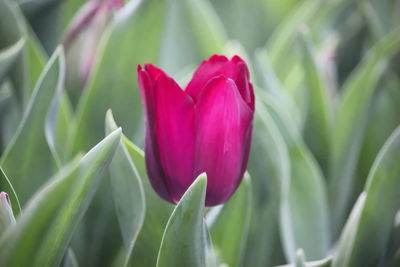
<box><xmin>194</xmin><ymin>76</ymin><xmax>253</xmax><ymax>206</ymax></box>
<box><xmin>138</xmin><ymin>67</ymin><xmax>172</xmax><ymax>202</ymax></box>
<box><xmin>154</xmin><ymin>75</ymin><xmax>196</xmax><ymax>203</ymax></box>
<box><xmin>185</xmin><ymin>55</ymin><xmax>254</xmax><ymax>110</ymax></box>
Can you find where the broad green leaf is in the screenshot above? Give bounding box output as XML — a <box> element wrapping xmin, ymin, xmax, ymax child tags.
<box><xmin>0</xmin><ymin>166</ymin><xmax>20</xmax><ymax>215</ymax></box>
<box><xmin>157</xmin><ymin>174</ymin><xmax>208</xmax><ymax>267</ymax></box>
<box><xmin>300</xmin><ymin>33</ymin><xmax>333</xmax><ymax>171</ymax></box>
<box><xmin>0</xmin><ymin>38</ymin><xmax>25</xmax><ymax>84</ymax></box>
<box><xmin>0</xmin><ymin>128</ymin><xmax>121</xmax><ymax>266</ymax></box>
<box><xmin>26</xmin><ymin>27</ymin><xmax>47</xmax><ymax>97</ymax></box>
<box><xmin>183</xmin><ymin>0</ymin><xmax>226</xmax><ymax>57</ymax></box>
<box><xmin>105</xmin><ymin>110</ymin><xmax>145</xmax><ymax>267</ymax></box>
<box><xmin>244</xmin><ymin>94</ymin><xmax>288</xmax><ymax>266</ymax></box>
<box><xmin>19</xmin><ymin>0</ymin><xmax>62</xmax><ymax>53</ymax></box>
<box><xmin>257</xmin><ymin>96</ymin><xmax>330</xmax><ymax>262</ymax></box>
<box><xmin>267</xmin><ymin>0</ymin><xmax>321</xmax><ymax>74</ymax></box>
<box><xmin>254</xmin><ymin>51</ymin><xmax>302</xmax><ymax>133</ymax></box>
<box><xmin>45</xmin><ymin>47</ymin><xmax>66</xmax><ymax>168</ymax></box>
<box><xmin>26</xmin><ymin>29</ymin><xmax>74</xmax><ymax>166</ymax></box>
<box><xmin>210</xmin><ymin>0</ymin><xmax>282</xmax><ymax>52</ymax></box>
<box><xmin>122</xmin><ymin>136</ymin><xmax>174</xmax><ymax>266</ymax></box>
<box><xmin>328</xmin><ymin>27</ymin><xmax>400</xmax><ymax>235</ymax></box>
<box><xmin>0</xmin><ymin>0</ymin><xmax>26</xmax><ymax>103</ymax></box>
<box><xmin>334</xmin><ymin>126</ymin><xmax>400</xmax><ymax>267</ymax></box>
<box><xmin>158</xmin><ymin>0</ymin><xmax>227</xmax><ymax>74</ymax></box>
<box><xmin>69</xmin><ymin>0</ymin><xmax>167</xmax><ymax>156</ymax></box>
<box><xmin>331</xmin><ymin>192</ymin><xmax>366</xmax><ymax>267</ymax></box>
<box><xmin>209</xmin><ymin>174</ymin><xmax>252</xmax><ymax>267</ymax></box>
<box><xmin>0</xmin><ymin>47</ymin><xmax>64</xmax><ymax>204</ymax></box>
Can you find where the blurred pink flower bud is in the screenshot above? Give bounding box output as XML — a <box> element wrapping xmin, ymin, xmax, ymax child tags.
<box><xmin>64</xmin><ymin>0</ymin><xmax>123</xmax><ymax>93</ymax></box>
<box><xmin>0</xmin><ymin>192</ymin><xmax>15</xmax><ymax>233</ymax></box>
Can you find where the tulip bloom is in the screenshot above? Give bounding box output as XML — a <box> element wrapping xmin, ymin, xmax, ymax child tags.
<box><xmin>138</xmin><ymin>55</ymin><xmax>254</xmax><ymax>206</ymax></box>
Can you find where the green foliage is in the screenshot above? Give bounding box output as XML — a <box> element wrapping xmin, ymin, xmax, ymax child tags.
<box><xmin>1</xmin><ymin>0</ymin><xmax>400</xmax><ymax>266</ymax></box>
<box><xmin>156</xmin><ymin>174</ymin><xmax>208</xmax><ymax>267</ymax></box>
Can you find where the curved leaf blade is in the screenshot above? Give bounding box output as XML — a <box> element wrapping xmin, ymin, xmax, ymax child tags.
<box><xmin>105</xmin><ymin>110</ymin><xmax>145</xmax><ymax>267</ymax></box>
<box><xmin>122</xmin><ymin>136</ymin><xmax>174</xmax><ymax>266</ymax></box>
<box><xmin>157</xmin><ymin>174</ymin><xmax>208</xmax><ymax>267</ymax></box>
<box><xmin>329</xmin><ymin>26</ymin><xmax>400</xmax><ymax>234</ymax></box>
<box><xmin>334</xmin><ymin>126</ymin><xmax>400</xmax><ymax>267</ymax></box>
<box><xmin>1</xmin><ymin>47</ymin><xmax>65</xmax><ymax>204</ymax></box>
<box><xmin>209</xmin><ymin>173</ymin><xmax>252</xmax><ymax>267</ymax></box>
<box><xmin>0</xmin><ymin>38</ymin><xmax>25</xmax><ymax>83</ymax></box>
<box><xmin>257</xmin><ymin>96</ymin><xmax>330</xmax><ymax>262</ymax></box>
<box><xmin>0</xmin><ymin>128</ymin><xmax>121</xmax><ymax>266</ymax></box>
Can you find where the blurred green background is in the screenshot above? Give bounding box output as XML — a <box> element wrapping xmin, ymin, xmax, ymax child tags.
<box><xmin>1</xmin><ymin>0</ymin><xmax>400</xmax><ymax>266</ymax></box>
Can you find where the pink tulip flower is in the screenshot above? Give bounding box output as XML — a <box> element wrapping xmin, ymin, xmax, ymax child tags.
<box><xmin>138</xmin><ymin>55</ymin><xmax>254</xmax><ymax>206</ymax></box>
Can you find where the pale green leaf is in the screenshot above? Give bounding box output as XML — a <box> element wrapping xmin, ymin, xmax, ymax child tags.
<box><xmin>329</xmin><ymin>27</ymin><xmax>400</xmax><ymax>235</ymax></box>
<box><xmin>157</xmin><ymin>174</ymin><xmax>208</xmax><ymax>267</ymax></box>
<box><xmin>122</xmin><ymin>137</ymin><xmax>174</xmax><ymax>266</ymax></box>
<box><xmin>257</xmin><ymin>95</ymin><xmax>330</xmax><ymax>262</ymax></box>
<box><xmin>0</xmin><ymin>128</ymin><xmax>121</xmax><ymax>266</ymax></box>
<box><xmin>1</xmin><ymin>47</ymin><xmax>64</xmax><ymax>204</ymax></box>
<box><xmin>300</xmin><ymin>33</ymin><xmax>333</xmax><ymax>171</ymax></box>
<box><xmin>0</xmin><ymin>38</ymin><xmax>25</xmax><ymax>84</ymax></box>
<box><xmin>105</xmin><ymin>110</ymin><xmax>145</xmax><ymax>267</ymax></box>
<box><xmin>209</xmin><ymin>173</ymin><xmax>252</xmax><ymax>267</ymax></box>
<box><xmin>334</xmin><ymin>126</ymin><xmax>400</xmax><ymax>267</ymax></box>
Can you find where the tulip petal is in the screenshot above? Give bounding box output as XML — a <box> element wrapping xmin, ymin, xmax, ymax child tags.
<box><xmin>138</xmin><ymin>66</ymin><xmax>172</xmax><ymax>202</ymax></box>
<box><xmin>153</xmin><ymin>75</ymin><xmax>196</xmax><ymax>203</ymax></box>
<box><xmin>186</xmin><ymin>55</ymin><xmax>254</xmax><ymax>110</ymax></box>
<box><xmin>194</xmin><ymin>76</ymin><xmax>253</xmax><ymax>206</ymax></box>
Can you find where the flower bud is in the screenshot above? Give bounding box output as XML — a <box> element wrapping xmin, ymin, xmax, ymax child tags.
<box><xmin>64</xmin><ymin>0</ymin><xmax>123</xmax><ymax>95</ymax></box>
<box><xmin>138</xmin><ymin>55</ymin><xmax>254</xmax><ymax>206</ymax></box>
<box><xmin>0</xmin><ymin>192</ymin><xmax>16</xmax><ymax>234</ymax></box>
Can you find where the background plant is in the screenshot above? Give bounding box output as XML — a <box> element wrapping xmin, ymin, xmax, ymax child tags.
<box><xmin>1</xmin><ymin>0</ymin><xmax>400</xmax><ymax>266</ymax></box>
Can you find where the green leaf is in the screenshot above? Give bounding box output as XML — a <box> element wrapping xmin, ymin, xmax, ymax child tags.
<box><xmin>0</xmin><ymin>0</ymin><xmax>26</xmax><ymax>103</ymax></box>
<box><xmin>183</xmin><ymin>0</ymin><xmax>226</xmax><ymax>57</ymax></box>
<box><xmin>0</xmin><ymin>38</ymin><xmax>25</xmax><ymax>84</ymax></box>
<box><xmin>122</xmin><ymin>136</ymin><xmax>174</xmax><ymax>266</ymax></box>
<box><xmin>267</xmin><ymin>0</ymin><xmax>321</xmax><ymax>75</ymax></box>
<box><xmin>257</xmin><ymin>96</ymin><xmax>330</xmax><ymax>262</ymax></box>
<box><xmin>328</xmin><ymin>26</ymin><xmax>400</xmax><ymax>235</ymax></box>
<box><xmin>209</xmin><ymin>173</ymin><xmax>252</xmax><ymax>267</ymax></box>
<box><xmin>0</xmin><ymin>47</ymin><xmax>64</xmax><ymax>204</ymax></box>
<box><xmin>44</xmin><ymin>49</ymin><xmax>66</xmax><ymax>168</ymax></box>
<box><xmin>0</xmin><ymin>128</ymin><xmax>121</xmax><ymax>266</ymax></box>
<box><xmin>0</xmin><ymin>166</ymin><xmax>20</xmax><ymax>215</ymax></box>
<box><xmin>254</xmin><ymin>51</ymin><xmax>302</xmax><ymax>134</ymax></box>
<box><xmin>26</xmin><ymin>27</ymin><xmax>47</xmax><ymax>97</ymax></box>
<box><xmin>158</xmin><ymin>0</ymin><xmax>227</xmax><ymax>74</ymax></box>
<box><xmin>69</xmin><ymin>0</ymin><xmax>167</xmax><ymax>156</ymax></box>
<box><xmin>105</xmin><ymin>110</ymin><xmax>145</xmax><ymax>267</ymax></box>
<box><xmin>157</xmin><ymin>174</ymin><xmax>208</xmax><ymax>267</ymax></box>
<box><xmin>244</xmin><ymin>96</ymin><xmax>288</xmax><ymax>266</ymax></box>
<box><xmin>334</xmin><ymin>126</ymin><xmax>400</xmax><ymax>267</ymax></box>
<box><xmin>300</xmin><ymin>33</ymin><xmax>333</xmax><ymax>171</ymax></box>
